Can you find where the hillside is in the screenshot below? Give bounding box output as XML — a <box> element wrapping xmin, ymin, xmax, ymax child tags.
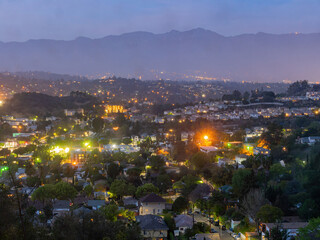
<box><xmin>0</xmin><ymin>92</ymin><xmax>98</xmax><ymax>116</ymax></box>
<box><xmin>0</xmin><ymin>29</ymin><xmax>320</xmax><ymax>82</ymax></box>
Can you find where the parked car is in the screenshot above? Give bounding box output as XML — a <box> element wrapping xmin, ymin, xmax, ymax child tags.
<box><xmin>231</xmin><ymin>233</ymin><xmax>240</xmax><ymax>239</ymax></box>
<box><xmin>210</xmin><ymin>228</ymin><xmax>218</xmax><ymax>233</ymax></box>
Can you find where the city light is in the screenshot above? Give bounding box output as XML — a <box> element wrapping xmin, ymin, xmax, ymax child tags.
<box><xmin>203</xmin><ymin>135</ymin><xmax>209</xmax><ymax>140</ymax></box>
<box><xmin>0</xmin><ymin>166</ymin><xmax>8</xmax><ymax>175</ymax></box>
<box><xmin>50</xmin><ymin>146</ymin><xmax>70</xmax><ymax>154</ymax></box>
<box><xmin>54</xmin><ymin>146</ymin><xmax>61</xmax><ymax>153</ymax></box>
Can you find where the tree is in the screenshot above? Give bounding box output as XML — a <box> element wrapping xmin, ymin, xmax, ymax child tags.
<box><xmin>210</xmin><ymin>165</ymin><xmax>233</xmax><ymax>187</ymax></box>
<box><xmin>13</xmin><ymin>145</ymin><xmax>36</xmax><ymax>155</ymax></box>
<box><xmin>0</xmin><ymin>185</ymin><xmax>19</xmax><ymax>239</ymax></box>
<box><xmin>107</xmin><ymin>163</ymin><xmax>121</xmax><ymax>179</ymax></box>
<box><xmin>136</xmin><ymin>183</ymin><xmax>159</xmax><ymax>198</ymax></box>
<box><xmin>100</xmin><ymin>204</ymin><xmax>120</xmax><ymax>222</ymax></box>
<box><xmin>241</xmin><ymin>188</ymin><xmax>269</xmax><ymax>223</ymax></box>
<box><xmin>156</xmin><ymin>174</ymin><xmax>172</xmax><ymax>193</ymax></box>
<box><xmin>52</xmin><ymin>211</ymin><xmax>142</xmax><ymax>240</ymax></box>
<box><xmin>120</xmin><ymin>209</ymin><xmax>136</xmax><ymax>221</ymax></box>
<box><xmin>232</xmin><ymin>169</ymin><xmax>256</xmax><ymax>197</ymax></box>
<box><xmin>230</xmin><ymin>130</ymin><xmax>245</xmax><ymax>141</ymax></box>
<box><xmin>26</xmin><ymin>176</ymin><xmax>41</xmax><ymax>187</ymax></box>
<box><xmin>126</xmin><ymin>167</ymin><xmax>142</xmax><ymax>186</ymax></box>
<box><xmin>139</xmin><ymin>137</ymin><xmax>154</xmax><ymax>153</ymax></box>
<box><xmin>232</xmin><ymin>90</ymin><xmax>242</xmax><ymax>101</ymax></box>
<box><xmin>269</xmin><ymin>163</ymin><xmax>287</xmax><ymax>180</ymax></box>
<box><xmin>243</xmin><ymin>91</ymin><xmax>250</xmax><ymax>103</ymax></box>
<box><xmin>262</xmin><ymin>91</ymin><xmax>276</xmax><ymax>102</ymax></box>
<box><xmin>257</xmin><ymin>204</ymin><xmax>283</xmax><ymax>223</ymax></box>
<box><xmin>269</xmin><ymin>224</ymin><xmax>289</xmax><ymax>240</ymax></box>
<box><xmin>126</xmin><ymin>167</ymin><xmax>142</xmax><ymax>178</ymax></box>
<box><xmin>149</xmin><ymin>155</ymin><xmax>165</xmax><ymax>171</ymax></box>
<box><xmin>92</xmin><ymin>117</ymin><xmax>105</xmax><ymax>132</ymax></box>
<box><xmin>260</xmin><ymin>122</ymin><xmax>283</xmax><ymax>147</ymax></box>
<box><xmin>189</xmin><ymin>152</ymin><xmax>210</xmax><ymax>170</ymax></box>
<box><xmin>83</xmin><ymin>184</ymin><xmax>93</xmax><ymax>197</ymax></box>
<box><xmin>122</xmin><ymin>137</ymin><xmax>132</xmax><ymax>145</ymax></box>
<box><xmin>25</xmin><ymin>161</ymin><xmax>37</xmax><ymax>176</ymax></box>
<box><xmin>164</xmin><ymin>213</ymin><xmax>176</xmax><ymax>232</ymax></box>
<box><xmin>298</xmin><ymin>199</ymin><xmax>319</xmax><ymax>220</ymax></box>
<box><xmin>63</xmin><ymin>165</ymin><xmax>75</xmax><ymax>183</ymax></box>
<box><xmin>54</xmin><ymin>182</ymin><xmax>78</xmax><ymax>200</ymax></box>
<box><xmin>173</xmin><ymin>141</ymin><xmax>187</xmax><ymax>162</ymax></box>
<box><xmin>113</xmin><ymin>113</ymin><xmax>127</xmax><ymax>126</ymax></box>
<box><xmin>52</xmin><ymin>214</ymin><xmax>80</xmax><ymax>240</ymax></box>
<box><xmin>0</xmin><ymin>148</ymin><xmax>10</xmax><ymax>156</ymax></box>
<box><xmin>173</xmin><ymin>174</ymin><xmax>200</xmax><ymax>196</ymax></box>
<box><xmin>172</xmin><ymin>196</ymin><xmax>189</xmax><ymax>214</ymax></box>
<box><xmin>287</xmin><ymin>80</ymin><xmax>310</xmax><ymax>96</ymax></box>
<box><xmin>31</xmin><ymin>184</ymin><xmax>56</xmax><ymax>202</ymax></box>
<box><xmin>298</xmin><ymin>217</ymin><xmax>320</xmax><ymax>240</ymax></box>
<box><xmin>110</xmin><ymin>179</ymin><xmax>135</xmax><ymax>199</ymax></box>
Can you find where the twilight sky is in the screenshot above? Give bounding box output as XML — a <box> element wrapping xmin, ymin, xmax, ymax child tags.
<box><xmin>1</xmin><ymin>0</ymin><xmax>320</xmax><ymax>42</ymax></box>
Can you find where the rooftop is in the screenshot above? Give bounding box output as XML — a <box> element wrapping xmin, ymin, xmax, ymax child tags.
<box><xmin>136</xmin><ymin>215</ymin><xmax>169</xmax><ymax>230</ymax></box>
<box><xmin>140</xmin><ymin>193</ymin><xmax>165</xmax><ymax>203</ymax></box>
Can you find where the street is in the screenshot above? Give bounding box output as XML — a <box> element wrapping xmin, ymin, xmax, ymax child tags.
<box><xmin>193</xmin><ymin>213</ymin><xmax>234</xmax><ymax>240</ymax></box>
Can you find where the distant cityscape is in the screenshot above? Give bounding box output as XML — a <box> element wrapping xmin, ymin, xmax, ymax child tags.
<box><xmin>0</xmin><ymin>71</ymin><xmax>319</xmax><ymax>239</ymax></box>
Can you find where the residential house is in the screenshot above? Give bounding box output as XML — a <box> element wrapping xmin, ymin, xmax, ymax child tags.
<box><xmin>123</xmin><ymin>196</ymin><xmax>139</xmax><ymax>208</ymax></box>
<box><xmin>139</xmin><ymin>193</ymin><xmax>166</xmax><ymax>215</ymax></box>
<box><xmin>235</xmin><ymin>154</ymin><xmax>249</xmax><ymax>164</ymax></box>
<box><xmin>136</xmin><ymin>215</ymin><xmax>169</xmax><ymax>240</ymax></box>
<box><xmin>297</xmin><ymin>136</ymin><xmax>320</xmax><ymax>146</ymax></box>
<box><xmin>199</xmin><ymin>146</ymin><xmax>218</xmax><ymax>153</ymax></box>
<box><xmin>53</xmin><ymin>200</ymin><xmax>71</xmax><ymax>216</ymax></box>
<box><xmin>253</xmin><ymin>147</ymin><xmax>270</xmax><ymax>155</ymax></box>
<box><xmin>260</xmin><ymin>222</ymin><xmax>308</xmax><ymax>240</ymax></box>
<box><xmin>174</xmin><ymin>214</ymin><xmax>193</xmax><ymax>234</ymax></box>
<box><xmin>87</xmin><ymin>200</ymin><xmax>106</xmax><ymax>210</ymax></box>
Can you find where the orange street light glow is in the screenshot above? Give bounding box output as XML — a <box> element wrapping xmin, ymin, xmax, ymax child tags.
<box><xmin>204</xmin><ymin>135</ymin><xmax>209</xmax><ymax>140</ymax></box>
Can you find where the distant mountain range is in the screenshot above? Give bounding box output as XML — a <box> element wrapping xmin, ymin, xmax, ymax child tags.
<box><xmin>1</xmin><ymin>28</ymin><xmax>320</xmax><ymax>82</ymax></box>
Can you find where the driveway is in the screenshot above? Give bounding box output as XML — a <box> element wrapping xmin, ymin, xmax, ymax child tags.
<box><xmin>193</xmin><ymin>213</ymin><xmax>234</xmax><ymax>240</ymax></box>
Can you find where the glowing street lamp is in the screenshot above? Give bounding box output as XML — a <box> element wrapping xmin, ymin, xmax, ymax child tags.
<box><xmin>203</xmin><ymin>135</ymin><xmax>209</xmax><ymax>140</ymax></box>
<box><xmin>53</xmin><ymin>146</ymin><xmax>61</xmax><ymax>153</ymax></box>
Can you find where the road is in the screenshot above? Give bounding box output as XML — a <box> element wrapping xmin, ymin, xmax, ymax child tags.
<box><xmin>193</xmin><ymin>213</ymin><xmax>234</xmax><ymax>240</ymax></box>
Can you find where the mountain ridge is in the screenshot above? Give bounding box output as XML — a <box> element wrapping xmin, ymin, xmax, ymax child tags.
<box><xmin>2</xmin><ymin>28</ymin><xmax>319</xmax><ymax>43</ymax></box>
<box><xmin>0</xmin><ymin>28</ymin><xmax>320</xmax><ymax>82</ymax></box>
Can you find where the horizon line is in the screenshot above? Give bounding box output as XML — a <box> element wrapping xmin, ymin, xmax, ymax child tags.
<box><xmin>0</xmin><ymin>27</ymin><xmax>318</xmax><ymax>43</ymax></box>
